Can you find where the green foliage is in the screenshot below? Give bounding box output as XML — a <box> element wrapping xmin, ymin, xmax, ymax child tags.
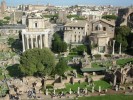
<box><xmin>93</xmin><ymin>54</ymin><xmax>101</xmax><ymax>59</ymax></box>
<box><xmin>115</xmin><ymin>26</ymin><xmax>131</xmax><ymax>51</ymax></box>
<box><xmin>67</xmin><ymin>14</ymin><xmax>86</xmax><ymax>20</ymax></box>
<box><xmin>19</xmin><ymin>48</ymin><xmax>55</xmax><ymax>76</ymax></box>
<box><xmin>4</xmin><ymin>16</ymin><xmax>11</xmax><ymax>21</ymax></box>
<box><xmin>127</xmin><ymin>32</ymin><xmax>133</xmax><ymax>48</ymax></box>
<box><xmin>0</xmin><ymin>18</ymin><xmax>9</xmax><ymax>26</ymax></box>
<box><xmin>52</xmin><ymin>33</ymin><xmax>67</xmax><ymax>53</ymax></box>
<box><xmin>65</xmin><ymin>80</ymin><xmax>110</xmax><ymax>92</ymax></box>
<box><xmin>43</xmin><ymin>14</ymin><xmax>58</xmax><ymax>18</ymax></box>
<box><xmin>71</xmin><ymin>45</ymin><xmax>87</xmax><ymax>55</ymax></box>
<box><xmin>0</xmin><ymin>16</ymin><xmax>10</xmax><ymax>26</ymax></box>
<box><xmin>116</xmin><ymin>58</ymin><xmax>133</xmax><ymax>67</ymax></box>
<box><xmin>115</xmin><ymin>26</ymin><xmax>131</xmax><ymax>36</ymax></box>
<box><xmin>102</xmin><ymin>15</ymin><xmax>117</xmax><ymax>20</ymax></box>
<box><xmin>91</xmin><ymin>43</ymin><xmax>98</xmax><ymax>49</ymax></box>
<box><xmin>0</xmin><ymin>20</ymin><xmax>3</xmax><ymax>26</ymax></box>
<box><xmin>104</xmin><ymin>54</ymin><xmax>111</xmax><ymax>58</ymax></box>
<box><xmin>55</xmin><ymin>58</ymin><xmax>68</xmax><ymax>76</ymax></box>
<box><xmin>6</xmin><ymin>64</ymin><xmax>22</xmax><ymax>77</ymax></box>
<box><xmin>7</xmin><ymin>37</ymin><xmax>22</xmax><ymax>53</ymax></box>
<box><xmin>7</xmin><ymin>38</ymin><xmax>15</xmax><ymax>45</ymax></box>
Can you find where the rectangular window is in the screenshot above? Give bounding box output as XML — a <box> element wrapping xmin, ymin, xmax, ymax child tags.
<box><xmin>75</xmin><ymin>35</ymin><xmax>76</xmax><ymax>42</ymax></box>
<box><xmin>35</xmin><ymin>23</ymin><xmax>38</xmax><ymax>28</ymax></box>
<box><xmin>103</xmin><ymin>27</ymin><xmax>106</xmax><ymax>31</ymax></box>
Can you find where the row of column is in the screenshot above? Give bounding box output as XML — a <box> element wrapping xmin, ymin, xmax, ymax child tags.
<box><xmin>22</xmin><ymin>33</ymin><xmax>48</xmax><ymax>52</ymax></box>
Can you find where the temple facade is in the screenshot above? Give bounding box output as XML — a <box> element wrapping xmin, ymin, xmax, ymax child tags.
<box><xmin>22</xmin><ymin>14</ymin><xmax>53</xmax><ymax>52</ymax></box>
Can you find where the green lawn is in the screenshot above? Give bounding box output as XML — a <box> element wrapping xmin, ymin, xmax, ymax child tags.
<box><xmin>116</xmin><ymin>58</ymin><xmax>133</xmax><ymax>67</ymax></box>
<box><xmin>46</xmin><ymin>81</ymin><xmax>111</xmax><ymax>94</ymax></box>
<box><xmin>92</xmin><ymin>61</ymin><xmax>112</xmax><ymax>68</ymax></box>
<box><xmin>78</xmin><ymin>95</ymin><xmax>133</xmax><ymax>100</ymax></box>
<box><xmin>63</xmin><ymin>80</ymin><xmax>111</xmax><ymax>93</ymax></box>
<box><xmin>93</xmin><ymin>80</ymin><xmax>111</xmax><ymax>90</ymax></box>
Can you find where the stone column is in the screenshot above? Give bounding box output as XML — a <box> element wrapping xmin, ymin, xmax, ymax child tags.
<box><xmin>98</xmin><ymin>86</ymin><xmax>101</xmax><ymax>93</ymax></box>
<box><xmin>53</xmin><ymin>89</ymin><xmax>55</xmax><ymax>95</ymax></box>
<box><xmin>31</xmin><ymin>34</ymin><xmax>33</xmax><ymax>49</ymax></box>
<box><xmin>85</xmin><ymin>88</ymin><xmax>87</xmax><ymax>94</ymax></box>
<box><xmin>22</xmin><ymin>33</ymin><xmax>25</xmax><ymax>52</ymax></box>
<box><xmin>92</xmin><ymin>86</ymin><xmax>94</xmax><ymax>93</ymax></box>
<box><xmin>69</xmin><ymin>88</ymin><xmax>72</xmax><ymax>94</ymax></box>
<box><xmin>77</xmin><ymin>87</ymin><xmax>80</xmax><ymax>95</ymax></box>
<box><xmin>113</xmin><ymin>75</ymin><xmax>117</xmax><ymax>86</ymax></box>
<box><xmin>36</xmin><ymin>34</ymin><xmax>38</xmax><ymax>48</ymax></box>
<box><xmin>26</xmin><ymin>34</ymin><xmax>29</xmax><ymax>50</ymax></box>
<box><xmin>119</xmin><ymin>43</ymin><xmax>122</xmax><ymax>55</ymax></box>
<box><xmin>112</xmin><ymin>40</ymin><xmax>115</xmax><ymax>55</ymax></box>
<box><xmin>46</xmin><ymin>89</ymin><xmax>48</xmax><ymax>95</ymax></box>
<box><xmin>44</xmin><ymin>33</ymin><xmax>49</xmax><ymax>47</ymax></box>
<box><xmin>115</xmin><ymin>85</ymin><xmax>118</xmax><ymax>91</ymax></box>
<box><xmin>40</xmin><ymin>34</ymin><xmax>42</xmax><ymax>49</ymax></box>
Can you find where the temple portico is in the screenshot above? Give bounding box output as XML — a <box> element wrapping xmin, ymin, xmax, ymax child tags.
<box><xmin>22</xmin><ymin>29</ymin><xmax>49</xmax><ymax>52</ymax></box>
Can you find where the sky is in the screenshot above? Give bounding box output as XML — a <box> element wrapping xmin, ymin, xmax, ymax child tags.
<box><xmin>2</xmin><ymin>0</ymin><xmax>133</xmax><ymax>6</ymax></box>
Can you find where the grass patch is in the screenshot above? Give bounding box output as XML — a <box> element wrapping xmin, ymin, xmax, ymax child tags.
<box><xmin>91</xmin><ymin>61</ymin><xmax>112</xmax><ymax>68</ymax></box>
<box><xmin>116</xmin><ymin>58</ymin><xmax>133</xmax><ymax>67</ymax></box>
<box><xmin>93</xmin><ymin>80</ymin><xmax>111</xmax><ymax>90</ymax></box>
<box><xmin>78</xmin><ymin>95</ymin><xmax>133</xmax><ymax>100</ymax></box>
<box><xmin>65</xmin><ymin>82</ymin><xmax>87</xmax><ymax>92</ymax></box>
<box><xmin>64</xmin><ymin>80</ymin><xmax>111</xmax><ymax>92</ymax></box>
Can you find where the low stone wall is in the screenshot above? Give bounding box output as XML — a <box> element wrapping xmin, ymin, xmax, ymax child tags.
<box><xmin>92</xmin><ymin>75</ymin><xmax>105</xmax><ymax>81</ymax></box>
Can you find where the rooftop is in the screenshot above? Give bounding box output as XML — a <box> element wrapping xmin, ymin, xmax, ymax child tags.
<box><xmin>64</xmin><ymin>20</ymin><xmax>87</xmax><ymax>27</ymax></box>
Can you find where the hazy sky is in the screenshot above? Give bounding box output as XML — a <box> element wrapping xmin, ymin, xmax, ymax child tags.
<box><xmin>3</xmin><ymin>0</ymin><xmax>133</xmax><ymax>6</ymax></box>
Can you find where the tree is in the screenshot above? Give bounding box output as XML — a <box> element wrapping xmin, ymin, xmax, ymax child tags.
<box><xmin>115</xmin><ymin>26</ymin><xmax>131</xmax><ymax>51</ymax></box>
<box><xmin>19</xmin><ymin>48</ymin><xmax>55</xmax><ymax>76</ymax></box>
<box><xmin>72</xmin><ymin>45</ymin><xmax>87</xmax><ymax>55</ymax></box>
<box><xmin>52</xmin><ymin>33</ymin><xmax>67</xmax><ymax>53</ymax></box>
<box><xmin>102</xmin><ymin>15</ymin><xmax>117</xmax><ymax>20</ymax></box>
<box><xmin>7</xmin><ymin>37</ymin><xmax>22</xmax><ymax>53</ymax></box>
<box><xmin>7</xmin><ymin>38</ymin><xmax>15</xmax><ymax>45</ymax></box>
<box><xmin>55</xmin><ymin>58</ymin><xmax>68</xmax><ymax>76</ymax></box>
<box><xmin>4</xmin><ymin>16</ymin><xmax>11</xmax><ymax>21</ymax></box>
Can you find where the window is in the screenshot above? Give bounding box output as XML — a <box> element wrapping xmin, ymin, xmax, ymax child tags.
<box><xmin>75</xmin><ymin>35</ymin><xmax>76</xmax><ymax>42</ymax></box>
<box><xmin>99</xmin><ymin>46</ymin><xmax>105</xmax><ymax>53</ymax></box>
<box><xmin>103</xmin><ymin>27</ymin><xmax>106</xmax><ymax>31</ymax></box>
<box><xmin>73</xmin><ymin>27</ymin><xmax>75</xmax><ymax>29</ymax></box>
<box><xmin>35</xmin><ymin>22</ymin><xmax>38</xmax><ymax>28</ymax></box>
<box><xmin>95</xmin><ymin>26</ymin><xmax>98</xmax><ymax>30</ymax></box>
<box><xmin>78</xmin><ymin>27</ymin><xmax>80</xmax><ymax>29</ymax></box>
<box><xmin>70</xmin><ymin>27</ymin><xmax>72</xmax><ymax>29</ymax></box>
<box><xmin>78</xmin><ymin>35</ymin><xmax>80</xmax><ymax>42</ymax></box>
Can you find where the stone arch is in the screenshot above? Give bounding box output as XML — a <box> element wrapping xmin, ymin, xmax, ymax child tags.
<box><xmin>117</xmin><ymin>7</ymin><xmax>133</xmax><ymax>28</ymax></box>
<box><xmin>127</xmin><ymin>12</ymin><xmax>133</xmax><ymax>29</ymax></box>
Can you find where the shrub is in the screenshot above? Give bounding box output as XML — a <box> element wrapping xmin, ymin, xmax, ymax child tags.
<box><xmin>93</xmin><ymin>54</ymin><xmax>101</xmax><ymax>59</ymax></box>
<box><xmin>104</xmin><ymin>54</ymin><xmax>111</xmax><ymax>58</ymax></box>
